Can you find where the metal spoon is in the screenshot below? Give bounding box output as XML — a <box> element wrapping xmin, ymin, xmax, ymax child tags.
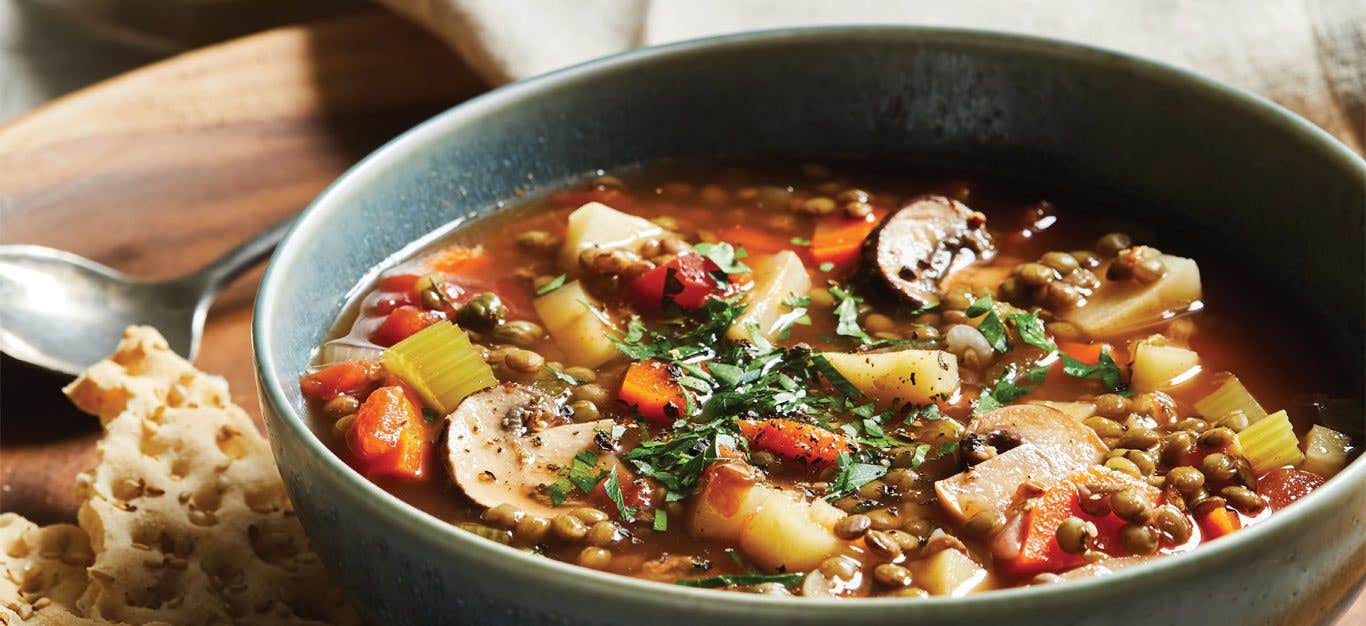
<box><xmin>0</xmin><ymin>219</ymin><xmax>292</xmax><ymax>376</ymax></box>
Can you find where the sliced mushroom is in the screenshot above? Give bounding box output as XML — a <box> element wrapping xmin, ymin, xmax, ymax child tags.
<box><xmin>860</xmin><ymin>195</ymin><xmax>994</xmax><ymax>311</ymax></box>
<box><xmin>443</xmin><ymin>383</ymin><xmax>613</xmax><ymax>517</ymax></box>
<box><xmin>967</xmin><ymin>404</ymin><xmax>1106</xmax><ymax>467</ymax></box>
<box><xmin>934</xmin><ymin>405</ymin><xmax>1106</xmax><ymax>522</ymax></box>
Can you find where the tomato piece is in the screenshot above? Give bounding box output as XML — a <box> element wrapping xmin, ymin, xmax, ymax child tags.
<box><xmin>299</xmin><ymin>360</ymin><xmax>380</xmax><ymax>401</ymax></box>
<box><xmin>627</xmin><ymin>252</ymin><xmax>730</xmax><ymax>312</ymax></box>
<box><xmin>346</xmin><ymin>386</ymin><xmax>430</xmax><ymax>480</ymax></box>
<box><xmin>591</xmin><ymin>466</ymin><xmax>657</xmax><ymax>522</ymax></box>
<box><xmin>1257</xmin><ymin>468</ymin><xmax>1326</xmax><ymax>510</ymax></box>
<box><xmin>735</xmin><ymin>419</ymin><xmax>855</xmax><ymax>468</ymax></box>
<box><xmin>618</xmin><ymin>360</ymin><xmax>686</xmax><ymax>425</ymax></box>
<box><xmin>380</xmin><ymin>273</ymin><xmax>421</xmax><ymax>293</ymax></box>
<box><xmin>371</xmin><ymin>305</ymin><xmax>445</xmax><ymax>346</ymax></box>
<box><xmin>810</xmin><ymin>210</ymin><xmax>886</xmax><ymax>271</ymax></box>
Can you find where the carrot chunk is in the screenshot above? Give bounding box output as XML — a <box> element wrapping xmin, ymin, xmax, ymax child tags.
<box><xmin>299</xmin><ymin>360</ymin><xmax>380</xmax><ymax>401</ymax></box>
<box><xmin>1007</xmin><ymin>466</ymin><xmax>1162</xmax><ymax>575</ymax></box>
<box><xmin>346</xmin><ymin>386</ymin><xmax>430</xmax><ymax>479</ymax></box>
<box><xmin>810</xmin><ymin>210</ymin><xmax>886</xmax><ymax>270</ymax></box>
<box><xmin>717</xmin><ymin>225</ymin><xmax>794</xmax><ymax>255</ymax></box>
<box><xmin>618</xmin><ymin>360</ymin><xmax>686</xmax><ymax>424</ymax></box>
<box><xmin>735</xmin><ymin>418</ymin><xmax>855</xmax><ymax>468</ymax></box>
<box><xmin>1197</xmin><ymin>506</ymin><xmax>1242</xmax><ymax>540</ymax></box>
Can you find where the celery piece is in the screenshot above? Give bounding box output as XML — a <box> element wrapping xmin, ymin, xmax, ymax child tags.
<box><xmin>382</xmin><ymin>322</ymin><xmax>496</xmax><ymax>414</ymax></box>
<box><xmin>1236</xmin><ymin>410</ymin><xmax>1304</xmax><ymax>474</ymax></box>
<box><xmin>1194</xmin><ymin>376</ymin><xmax>1269</xmax><ymax>425</ymax></box>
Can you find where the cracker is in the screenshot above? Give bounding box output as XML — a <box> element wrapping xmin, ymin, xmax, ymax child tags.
<box><xmin>55</xmin><ymin>326</ymin><xmax>358</xmax><ymax>625</ymax></box>
<box><xmin>0</xmin><ymin>514</ymin><xmax>98</xmax><ymax>624</ymax></box>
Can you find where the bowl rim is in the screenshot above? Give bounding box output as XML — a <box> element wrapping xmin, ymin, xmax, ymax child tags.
<box><xmin>254</xmin><ymin>24</ymin><xmax>1366</xmax><ymax>612</ymax></box>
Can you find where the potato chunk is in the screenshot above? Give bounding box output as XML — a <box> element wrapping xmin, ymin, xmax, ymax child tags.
<box><xmin>690</xmin><ymin>463</ymin><xmax>844</xmax><ymax>573</ymax></box>
<box><xmin>818</xmin><ymin>349</ymin><xmax>959</xmax><ymax>405</ymax></box>
<box><xmin>1064</xmin><ymin>254</ymin><xmax>1201</xmax><ymax>338</ymax></box>
<box><xmin>1129</xmin><ymin>340</ymin><xmax>1201</xmax><ymax>392</ymax></box>
<box><xmin>532</xmin><ymin>280</ymin><xmax>619</xmax><ymax>367</ymax></box>
<box><xmin>726</xmin><ymin>250</ymin><xmax>811</xmax><ymax>342</ymax></box>
<box><xmin>909</xmin><ymin>548</ymin><xmax>987</xmax><ymax>596</ymax></box>
<box><xmin>559</xmin><ymin>202</ymin><xmax>665</xmax><ymax>270</ymax></box>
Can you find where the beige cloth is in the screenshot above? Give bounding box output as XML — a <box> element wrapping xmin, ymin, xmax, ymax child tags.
<box><xmin>379</xmin><ymin>0</ymin><xmax>1364</xmax><ymax>152</ymax></box>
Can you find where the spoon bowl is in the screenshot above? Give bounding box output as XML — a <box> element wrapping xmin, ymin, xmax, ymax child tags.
<box><xmin>0</xmin><ymin>219</ymin><xmax>290</xmax><ymax>376</ymax></box>
<box><xmin>0</xmin><ymin>246</ymin><xmax>207</xmax><ymax>375</ymax></box>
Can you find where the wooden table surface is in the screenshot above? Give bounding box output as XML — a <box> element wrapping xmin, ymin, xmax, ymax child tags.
<box><xmin>0</xmin><ymin>9</ymin><xmax>1360</xmax><ymax>624</ymax></box>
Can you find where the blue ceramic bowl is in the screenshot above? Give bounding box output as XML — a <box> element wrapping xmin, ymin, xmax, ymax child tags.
<box><xmin>255</xmin><ymin>27</ymin><xmax>1365</xmax><ymax>625</ymax></box>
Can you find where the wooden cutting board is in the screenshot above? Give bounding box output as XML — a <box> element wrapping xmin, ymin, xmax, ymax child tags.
<box><xmin>0</xmin><ymin>10</ymin><xmax>485</xmax><ymax>523</ymax></box>
<box><xmin>0</xmin><ymin>10</ymin><xmax>1360</xmax><ymax>624</ymax></box>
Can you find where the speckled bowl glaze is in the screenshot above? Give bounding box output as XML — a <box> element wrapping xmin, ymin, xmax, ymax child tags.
<box><xmin>254</xmin><ymin>27</ymin><xmax>1365</xmax><ymax>626</ymax></box>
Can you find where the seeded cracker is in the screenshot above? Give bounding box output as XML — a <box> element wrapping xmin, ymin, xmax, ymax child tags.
<box><xmin>0</xmin><ymin>514</ymin><xmax>108</xmax><ymax>625</ymax></box>
<box><xmin>29</xmin><ymin>325</ymin><xmax>360</xmax><ymax>626</ymax></box>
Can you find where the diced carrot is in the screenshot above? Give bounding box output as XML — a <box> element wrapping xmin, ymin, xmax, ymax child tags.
<box><xmin>428</xmin><ymin>244</ymin><xmax>493</xmax><ymax>276</ymax></box>
<box><xmin>810</xmin><ymin>210</ymin><xmax>886</xmax><ymax>270</ymax></box>
<box><xmin>299</xmin><ymin>360</ymin><xmax>380</xmax><ymax>401</ymax></box>
<box><xmin>717</xmin><ymin>225</ymin><xmax>794</xmax><ymax>256</ymax></box>
<box><xmin>1197</xmin><ymin>506</ymin><xmax>1242</xmax><ymax>540</ymax></box>
<box><xmin>735</xmin><ymin>418</ymin><xmax>856</xmax><ymax>468</ymax></box>
<box><xmin>591</xmin><ymin>466</ymin><xmax>658</xmax><ymax>522</ymax></box>
<box><xmin>1256</xmin><ymin>468</ymin><xmax>1326</xmax><ymax>510</ymax></box>
<box><xmin>1007</xmin><ymin>466</ymin><xmax>1162</xmax><ymax>575</ymax></box>
<box><xmin>371</xmin><ymin>305</ymin><xmax>446</xmax><ymax>346</ymax></box>
<box><xmin>346</xmin><ymin>386</ymin><xmax>430</xmax><ymax>479</ymax></box>
<box><xmin>618</xmin><ymin>360</ymin><xmax>686</xmax><ymax>425</ymax></box>
<box><xmin>379</xmin><ymin>273</ymin><xmax>421</xmax><ymax>293</ymax></box>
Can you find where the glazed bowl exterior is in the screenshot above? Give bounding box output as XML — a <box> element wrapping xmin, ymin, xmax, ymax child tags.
<box><xmin>254</xmin><ymin>27</ymin><xmax>1366</xmax><ymax>626</ymax></box>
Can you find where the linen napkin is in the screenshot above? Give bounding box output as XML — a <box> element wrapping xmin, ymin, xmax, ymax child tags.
<box><xmin>378</xmin><ymin>0</ymin><xmax>1364</xmax><ymax>152</ymax></box>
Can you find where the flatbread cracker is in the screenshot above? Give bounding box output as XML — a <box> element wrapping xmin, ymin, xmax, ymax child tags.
<box><xmin>0</xmin><ymin>514</ymin><xmax>102</xmax><ymax>625</ymax></box>
<box><xmin>3</xmin><ymin>327</ymin><xmax>359</xmax><ymax>624</ymax></box>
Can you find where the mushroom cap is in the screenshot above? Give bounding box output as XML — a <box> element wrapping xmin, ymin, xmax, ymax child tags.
<box><xmin>443</xmin><ymin>383</ymin><xmax>613</xmax><ymax>517</ymax></box>
<box><xmin>860</xmin><ymin>195</ymin><xmax>994</xmax><ymax>311</ymax></box>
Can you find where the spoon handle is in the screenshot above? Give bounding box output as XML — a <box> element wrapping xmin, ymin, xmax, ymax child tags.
<box><xmin>194</xmin><ymin>217</ymin><xmax>294</xmax><ymax>291</ymax></box>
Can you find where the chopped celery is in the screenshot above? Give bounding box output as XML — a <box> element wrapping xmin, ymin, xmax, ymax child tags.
<box><xmin>1194</xmin><ymin>376</ymin><xmax>1269</xmax><ymax>424</ymax></box>
<box><xmin>382</xmin><ymin>322</ymin><xmax>496</xmax><ymax>414</ymax></box>
<box><xmin>1301</xmin><ymin>425</ymin><xmax>1353</xmax><ymax>478</ymax></box>
<box><xmin>1236</xmin><ymin>410</ymin><xmax>1303</xmax><ymax>474</ymax></box>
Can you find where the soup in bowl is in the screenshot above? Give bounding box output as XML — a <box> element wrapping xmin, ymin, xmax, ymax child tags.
<box><xmin>254</xmin><ymin>27</ymin><xmax>1365</xmax><ymax>625</ymax></box>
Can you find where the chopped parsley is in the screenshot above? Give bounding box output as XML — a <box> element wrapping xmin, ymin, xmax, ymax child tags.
<box><xmin>675</xmin><ymin>572</ymin><xmax>805</xmax><ymax>589</ymax></box>
<box><xmin>974</xmin><ymin>364</ymin><xmax>1051</xmax><ymax>415</ymax></box>
<box><xmin>602</xmin><ymin>468</ymin><xmax>639</xmax><ymax>522</ymax></box>
<box><xmin>1062</xmin><ymin>348</ymin><xmax>1125</xmax><ymax>390</ymax></box>
<box><xmin>547</xmin><ymin>367</ymin><xmax>582</xmax><ymax>385</ymax></box>
<box><xmin>789</xmin><ymin>237</ymin><xmax>812</xmax><ymax>246</ymax></box>
<box><xmin>825</xmin><ymin>452</ymin><xmax>888</xmax><ymax>501</ymax></box>
<box><xmin>536</xmin><ymin>273</ymin><xmax>568</xmax><ymax>295</ymax></box>
<box><xmin>692</xmin><ymin>242</ymin><xmax>751</xmax><ymax>275</ymax></box>
<box><xmin>1008</xmin><ymin>312</ymin><xmax>1055</xmax><ymax>352</ymax></box>
<box><xmin>818</xmin><ymin>262</ymin><xmax>835</xmax><ymax>272</ymax></box>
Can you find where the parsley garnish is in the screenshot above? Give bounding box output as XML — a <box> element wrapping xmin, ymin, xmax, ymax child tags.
<box><xmin>1062</xmin><ymin>348</ymin><xmax>1125</xmax><ymax>390</ymax></box>
<box><xmin>547</xmin><ymin>479</ymin><xmax>574</xmax><ymax>505</ymax></box>
<box><xmin>692</xmin><ymin>242</ymin><xmax>751</xmax><ymax>274</ymax></box>
<box><xmin>536</xmin><ymin>273</ymin><xmax>567</xmax><ymax>295</ymax></box>
<box><xmin>967</xmin><ymin>295</ymin><xmax>1009</xmax><ymax>352</ymax></box>
<box><xmin>830</xmin><ymin>285</ymin><xmax>874</xmax><ymax>343</ymax></box>
<box><xmin>1008</xmin><ymin>312</ymin><xmax>1055</xmax><ymax>352</ymax></box>
<box><xmin>676</xmin><ymin>572</ymin><xmax>805</xmax><ymax>589</ymax></box>
<box><xmin>818</xmin><ymin>262</ymin><xmax>835</xmax><ymax>272</ymax></box>
<box><xmin>789</xmin><ymin>237</ymin><xmax>812</xmax><ymax>246</ymax></box>
<box><xmin>547</xmin><ymin>367</ymin><xmax>582</xmax><ymax>385</ymax></box>
<box><xmin>974</xmin><ymin>364</ymin><xmax>1051</xmax><ymax>415</ymax></box>
<box><xmin>568</xmin><ymin>450</ymin><xmax>602</xmax><ymax>494</ymax></box>
<box><xmin>602</xmin><ymin>468</ymin><xmax>639</xmax><ymax>522</ymax></box>
<box><xmin>826</xmin><ymin>452</ymin><xmax>888</xmax><ymax>501</ymax></box>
